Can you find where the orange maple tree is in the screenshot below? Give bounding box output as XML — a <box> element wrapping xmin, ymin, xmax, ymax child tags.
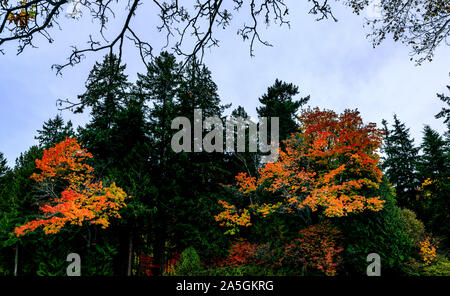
<box><xmin>216</xmin><ymin>108</ymin><xmax>385</xmax><ymax>233</ymax></box>
<box><xmin>15</xmin><ymin>138</ymin><xmax>128</xmax><ymax>236</ymax></box>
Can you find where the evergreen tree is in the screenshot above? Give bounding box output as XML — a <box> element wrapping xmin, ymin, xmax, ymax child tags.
<box><xmin>341</xmin><ymin>178</ymin><xmax>413</xmax><ymax>275</ymax></box>
<box><xmin>172</xmin><ymin>60</ymin><xmax>231</xmax><ymax>260</ymax></box>
<box><xmin>381</xmin><ymin>115</ymin><xmax>419</xmax><ymax>208</ymax></box>
<box><xmin>0</xmin><ymin>152</ymin><xmax>12</xmax><ymax>275</ymax></box>
<box><xmin>178</xmin><ymin>59</ymin><xmax>227</xmax><ymax>118</ymax></box>
<box><xmin>417</xmin><ymin>126</ymin><xmax>450</xmax><ymax>242</ymax></box>
<box><xmin>418</xmin><ymin>126</ymin><xmax>448</xmax><ymax>179</ymax></box>
<box><xmin>76</xmin><ymin>54</ymin><xmax>131</xmax><ymax>172</ymax></box>
<box><xmin>257</xmin><ymin>79</ymin><xmax>310</xmax><ymax>145</ymax></box>
<box><xmin>136</xmin><ymin>53</ymin><xmax>231</xmax><ymax>273</ymax></box>
<box><xmin>72</xmin><ymin>54</ymin><xmax>152</xmax><ymax>275</ymax></box>
<box><xmin>136</xmin><ymin>52</ymin><xmax>183</xmax><ymax>275</ymax></box>
<box><xmin>0</xmin><ymin>152</ymin><xmax>7</xmax><ymax>178</ymax></box>
<box><xmin>35</xmin><ymin>115</ymin><xmax>74</xmax><ymax>148</ymax></box>
<box><xmin>107</xmin><ymin>93</ymin><xmax>153</xmax><ymax>276</ymax></box>
<box><xmin>0</xmin><ymin>146</ymin><xmax>43</xmax><ymax>275</ymax></box>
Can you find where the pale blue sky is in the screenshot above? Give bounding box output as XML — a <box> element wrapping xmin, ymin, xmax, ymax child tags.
<box><xmin>1</xmin><ymin>1</ymin><xmax>449</xmax><ymax>167</ymax></box>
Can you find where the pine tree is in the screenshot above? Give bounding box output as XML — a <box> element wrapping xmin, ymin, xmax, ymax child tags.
<box><xmin>417</xmin><ymin>126</ymin><xmax>450</xmax><ymax>241</ymax></box>
<box><xmin>35</xmin><ymin>115</ymin><xmax>74</xmax><ymax>148</ymax></box>
<box><xmin>172</xmin><ymin>59</ymin><xmax>231</xmax><ymax>260</ymax></box>
<box><xmin>381</xmin><ymin>115</ymin><xmax>419</xmax><ymax>208</ymax></box>
<box><xmin>108</xmin><ymin>93</ymin><xmax>153</xmax><ymax>276</ymax></box>
<box><xmin>0</xmin><ymin>152</ymin><xmax>10</xmax><ymax>224</ymax></box>
<box><xmin>136</xmin><ymin>53</ymin><xmax>233</xmax><ymax>273</ymax></box>
<box><xmin>178</xmin><ymin>59</ymin><xmax>227</xmax><ymax>118</ymax></box>
<box><xmin>418</xmin><ymin>126</ymin><xmax>448</xmax><ymax>179</ymax></box>
<box><xmin>257</xmin><ymin>79</ymin><xmax>310</xmax><ymax>145</ymax></box>
<box><xmin>136</xmin><ymin>52</ymin><xmax>183</xmax><ymax>275</ymax></box>
<box><xmin>0</xmin><ymin>146</ymin><xmax>43</xmax><ymax>275</ymax></box>
<box><xmin>0</xmin><ymin>152</ymin><xmax>7</xmax><ymax>178</ymax></box>
<box><xmin>67</xmin><ymin>54</ymin><xmax>146</xmax><ymax>275</ymax></box>
<box><xmin>77</xmin><ymin>54</ymin><xmax>131</xmax><ymax>172</ymax></box>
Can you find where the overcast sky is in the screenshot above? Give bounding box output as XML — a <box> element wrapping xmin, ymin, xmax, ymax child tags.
<box><xmin>1</xmin><ymin>1</ymin><xmax>449</xmax><ymax>167</ymax></box>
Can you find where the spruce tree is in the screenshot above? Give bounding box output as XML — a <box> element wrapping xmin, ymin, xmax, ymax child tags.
<box><xmin>76</xmin><ymin>54</ymin><xmax>131</xmax><ymax>172</ymax></box>
<box><xmin>35</xmin><ymin>114</ymin><xmax>74</xmax><ymax>148</ymax></box>
<box><xmin>381</xmin><ymin>115</ymin><xmax>419</xmax><ymax>208</ymax></box>
<box><xmin>107</xmin><ymin>94</ymin><xmax>153</xmax><ymax>276</ymax></box>
<box><xmin>172</xmin><ymin>59</ymin><xmax>231</xmax><ymax>260</ymax></box>
<box><xmin>68</xmin><ymin>54</ymin><xmax>147</xmax><ymax>275</ymax></box>
<box><xmin>418</xmin><ymin>126</ymin><xmax>448</xmax><ymax>179</ymax></box>
<box><xmin>0</xmin><ymin>146</ymin><xmax>43</xmax><ymax>275</ymax></box>
<box><xmin>136</xmin><ymin>53</ymin><xmax>232</xmax><ymax>273</ymax></box>
<box><xmin>257</xmin><ymin>79</ymin><xmax>310</xmax><ymax>145</ymax></box>
<box><xmin>417</xmin><ymin>126</ymin><xmax>450</xmax><ymax>241</ymax></box>
<box><xmin>136</xmin><ymin>52</ymin><xmax>183</xmax><ymax>275</ymax></box>
<box><xmin>0</xmin><ymin>152</ymin><xmax>7</xmax><ymax>178</ymax></box>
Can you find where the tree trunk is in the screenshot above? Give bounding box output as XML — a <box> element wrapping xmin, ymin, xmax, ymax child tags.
<box><xmin>127</xmin><ymin>231</ymin><xmax>133</xmax><ymax>276</ymax></box>
<box><xmin>13</xmin><ymin>242</ymin><xmax>18</xmax><ymax>276</ymax></box>
<box><xmin>154</xmin><ymin>229</ymin><xmax>166</xmax><ymax>276</ymax></box>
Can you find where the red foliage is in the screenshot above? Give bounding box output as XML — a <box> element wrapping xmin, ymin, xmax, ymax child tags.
<box><xmin>219</xmin><ymin>239</ymin><xmax>269</xmax><ymax>267</ymax></box>
<box><xmin>138</xmin><ymin>254</ymin><xmax>159</xmax><ymax>276</ymax></box>
<box><xmin>138</xmin><ymin>253</ymin><xmax>181</xmax><ymax>276</ymax></box>
<box><xmin>281</xmin><ymin>221</ymin><xmax>344</xmax><ymax>276</ymax></box>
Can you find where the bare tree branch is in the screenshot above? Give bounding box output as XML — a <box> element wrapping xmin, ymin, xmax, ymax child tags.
<box><xmin>2</xmin><ymin>0</ymin><xmax>446</xmax><ymax>72</ymax></box>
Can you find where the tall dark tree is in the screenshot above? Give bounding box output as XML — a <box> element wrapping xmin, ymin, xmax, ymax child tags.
<box><xmin>75</xmin><ymin>54</ymin><xmax>131</xmax><ymax>173</ymax></box>
<box><xmin>257</xmin><ymin>79</ymin><xmax>309</xmax><ymax>147</ymax></box>
<box><xmin>35</xmin><ymin>115</ymin><xmax>74</xmax><ymax>148</ymax></box>
<box><xmin>136</xmin><ymin>52</ymin><xmax>183</xmax><ymax>275</ymax></box>
<box><xmin>0</xmin><ymin>146</ymin><xmax>43</xmax><ymax>275</ymax></box>
<box><xmin>418</xmin><ymin>126</ymin><xmax>448</xmax><ymax>180</ymax></box>
<box><xmin>57</xmin><ymin>54</ymin><xmax>149</xmax><ymax>276</ymax></box>
<box><xmin>381</xmin><ymin>115</ymin><xmax>419</xmax><ymax>208</ymax></box>
<box><xmin>171</xmin><ymin>59</ymin><xmax>231</xmax><ymax>261</ymax></box>
<box><xmin>417</xmin><ymin>126</ymin><xmax>450</xmax><ymax>242</ymax></box>
<box><xmin>178</xmin><ymin>59</ymin><xmax>227</xmax><ymax>119</ymax></box>
<box><xmin>109</xmin><ymin>93</ymin><xmax>154</xmax><ymax>276</ymax></box>
<box><xmin>136</xmin><ymin>53</ymin><xmax>232</xmax><ymax>273</ymax></box>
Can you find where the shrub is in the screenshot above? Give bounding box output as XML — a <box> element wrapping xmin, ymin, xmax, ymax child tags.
<box><xmin>340</xmin><ymin>181</ymin><xmax>413</xmax><ymax>275</ymax></box>
<box><xmin>399</xmin><ymin>208</ymin><xmax>426</xmax><ymax>245</ymax></box>
<box><xmin>418</xmin><ymin>237</ymin><xmax>437</xmax><ymax>265</ymax></box>
<box><xmin>219</xmin><ymin>239</ymin><xmax>269</xmax><ymax>267</ymax></box>
<box><xmin>279</xmin><ymin>221</ymin><xmax>344</xmax><ymax>276</ymax></box>
<box><xmin>403</xmin><ymin>255</ymin><xmax>450</xmax><ymax>276</ymax></box>
<box><xmin>174</xmin><ymin>247</ymin><xmax>203</xmax><ymax>276</ymax></box>
<box><xmin>205</xmin><ymin>266</ymin><xmax>245</xmax><ymax>276</ymax></box>
<box><xmin>219</xmin><ymin>223</ymin><xmax>344</xmax><ymax>276</ymax></box>
<box><xmin>422</xmin><ymin>256</ymin><xmax>450</xmax><ymax>276</ymax></box>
